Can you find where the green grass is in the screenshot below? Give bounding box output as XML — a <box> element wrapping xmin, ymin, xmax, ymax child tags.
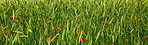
<box><xmin>0</xmin><ymin>0</ymin><xmax>148</xmax><ymax>45</ymax></box>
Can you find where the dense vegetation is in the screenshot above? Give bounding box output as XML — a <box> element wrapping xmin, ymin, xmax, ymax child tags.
<box><xmin>0</xmin><ymin>0</ymin><xmax>148</xmax><ymax>45</ymax></box>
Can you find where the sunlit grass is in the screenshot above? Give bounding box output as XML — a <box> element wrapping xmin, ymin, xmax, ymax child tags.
<box><xmin>0</xmin><ymin>0</ymin><xmax>148</xmax><ymax>45</ymax></box>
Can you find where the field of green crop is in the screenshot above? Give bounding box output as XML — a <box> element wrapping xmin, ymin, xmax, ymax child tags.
<box><xmin>0</xmin><ymin>0</ymin><xmax>148</xmax><ymax>45</ymax></box>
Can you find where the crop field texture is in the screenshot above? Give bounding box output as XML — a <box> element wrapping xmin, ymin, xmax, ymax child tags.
<box><xmin>0</xmin><ymin>0</ymin><xmax>148</xmax><ymax>45</ymax></box>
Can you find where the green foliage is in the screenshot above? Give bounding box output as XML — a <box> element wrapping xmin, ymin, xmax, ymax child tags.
<box><xmin>0</xmin><ymin>0</ymin><xmax>148</xmax><ymax>45</ymax></box>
